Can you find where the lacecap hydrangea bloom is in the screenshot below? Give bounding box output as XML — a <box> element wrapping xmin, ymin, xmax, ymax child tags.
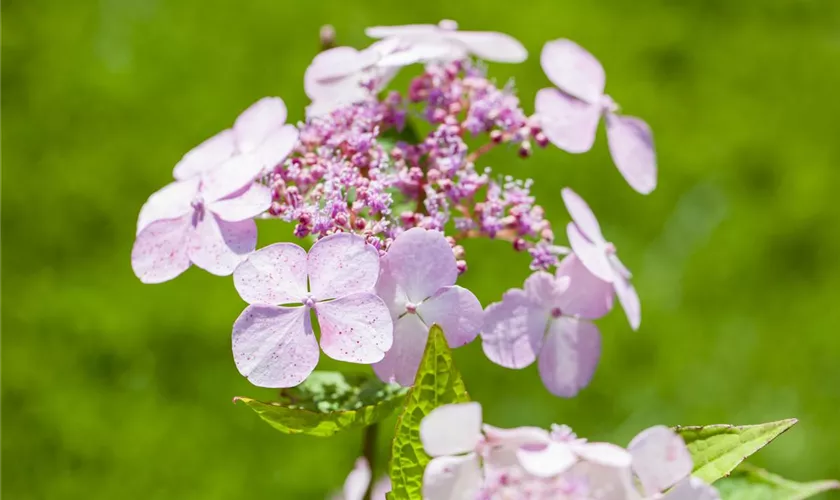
<box><xmin>131</xmin><ymin>18</ymin><xmax>658</xmax><ymax>394</ymax></box>
<box><xmin>419</xmin><ymin>403</ymin><xmax>719</xmax><ymax>500</ymax></box>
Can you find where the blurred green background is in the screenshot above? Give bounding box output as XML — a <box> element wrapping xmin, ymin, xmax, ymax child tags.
<box><xmin>4</xmin><ymin>0</ymin><xmax>840</xmax><ymax>498</ymax></box>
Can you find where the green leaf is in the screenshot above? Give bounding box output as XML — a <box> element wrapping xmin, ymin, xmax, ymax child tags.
<box><xmin>674</xmin><ymin>419</ymin><xmax>798</xmax><ymax>484</ymax></box>
<box><xmin>387</xmin><ymin>325</ymin><xmax>470</xmax><ymax>500</ymax></box>
<box><xmin>716</xmin><ymin>463</ymin><xmax>839</xmax><ymax>499</ymax></box>
<box><xmin>233</xmin><ymin>371</ymin><xmax>408</xmax><ymax>437</ymax></box>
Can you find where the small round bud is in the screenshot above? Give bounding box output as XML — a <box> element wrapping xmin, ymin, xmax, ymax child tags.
<box><xmin>456</xmin><ymin>260</ymin><xmax>468</xmax><ymax>274</ymax></box>
<box><xmin>518</xmin><ymin>141</ymin><xmax>532</xmax><ymax>158</ymax></box>
<box><xmin>334</xmin><ymin>213</ymin><xmax>348</xmax><ymax>227</ymax></box>
<box><xmin>513</xmin><ymin>238</ymin><xmax>527</xmax><ymax>252</ymax></box>
<box><xmin>534</xmin><ymin>132</ymin><xmax>549</xmax><ymax>148</ymax></box>
<box><xmin>354</xmin><ymin>218</ymin><xmax>367</xmax><ymax>230</ymax></box>
<box><xmin>452</xmin><ymin>245</ymin><xmax>465</xmax><ymax>259</ymax></box>
<box><xmin>490</xmin><ymin>130</ymin><xmax>504</xmax><ymax>144</ymax></box>
<box><xmin>319</xmin><ymin>25</ymin><xmax>336</xmax><ymax>50</ymax></box>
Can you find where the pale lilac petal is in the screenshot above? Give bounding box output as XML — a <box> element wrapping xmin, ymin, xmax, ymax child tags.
<box><xmin>307</xmin><ymin>233</ymin><xmax>380</xmax><ymax>300</ymax></box>
<box><xmin>523</xmin><ymin>271</ymin><xmax>569</xmax><ymax>311</ymax></box>
<box><xmin>233</xmin><ymin>242</ymin><xmax>308</xmax><ymax>305</ymax></box>
<box><xmin>371</xmin><ymin>477</ymin><xmax>391</xmax><ymax>500</ymax></box>
<box><xmin>563</xmin><ymin>461</ymin><xmax>639</xmax><ymax>500</ymax></box>
<box><xmin>416</xmin><ymin>285</ymin><xmax>482</xmax><ymax>348</ymax></box>
<box><xmin>555</xmin><ymin>254</ymin><xmax>615</xmax><ymax>320</ymax></box>
<box><xmin>537</xmin><ymin>317</ymin><xmax>601</xmax><ymax>397</ymax></box>
<box><xmin>172</xmin><ymin>130</ymin><xmax>236</xmax><ymax>180</ymax></box>
<box><xmin>341</xmin><ymin>457</ymin><xmax>372</xmax><ymax>500</ymax></box>
<box><xmin>613</xmin><ymin>275</ymin><xmax>641</xmax><ymax>331</ymax></box>
<box><xmin>628</xmin><ymin>425</ymin><xmax>692</xmax><ymax>496</ymax></box>
<box><xmin>209</xmin><ymin>183</ymin><xmax>271</xmax><ymax>222</ymax></box>
<box><xmin>188</xmin><ymin>215</ymin><xmax>256</xmax><ymax>276</ymax></box>
<box><xmin>567</xmin><ymin>223</ymin><xmax>615</xmax><ymax>283</ymax></box>
<box><xmin>481</xmin><ymin>289</ymin><xmax>545</xmax><ymax>369</ymax></box>
<box><xmin>572</xmin><ymin>442</ymin><xmax>633</xmax><ymax>468</ymax></box>
<box><xmin>365</xmin><ymin>24</ymin><xmax>439</xmax><ymax>39</ymax></box>
<box><xmin>540</xmin><ymin>39</ymin><xmax>606</xmax><ymax>104</ymax></box>
<box><xmin>482</xmin><ymin>424</ymin><xmax>551</xmax><ymax>468</ymax></box>
<box><xmin>316</xmin><ymin>292</ymin><xmax>393</xmax><ymax>363</ymax></box>
<box><xmin>535</xmin><ymin>88</ymin><xmax>601</xmax><ymax>154</ymax></box>
<box><xmin>517</xmin><ymin>441</ymin><xmax>577</xmax><ymax>478</ymax></box>
<box><xmin>233</xmin><ymin>97</ymin><xmax>287</xmax><ymax>153</ymax></box>
<box><xmin>422</xmin><ymin>453</ymin><xmax>482</xmax><ymax>500</ymax></box>
<box><xmin>200</xmin><ymin>153</ymin><xmax>265</xmax><ymax>203</ymax></box>
<box><xmin>663</xmin><ymin>477</ymin><xmax>720</xmax><ymax>500</ymax></box>
<box><xmin>231</xmin><ymin>304</ymin><xmax>318</xmax><ymax>388</ymax></box>
<box><xmin>377</xmin><ymin>42</ymin><xmax>453</xmax><ymax>67</ymax></box>
<box><xmin>131</xmin><ymin>215</ymin><xmax>192</xmax><ymax>284</ymax></box>
<box><xmin>448</xmin><ymin>31</ymin><xmax>528</xmax><ymax>63</ymax></box>
<box><xmin>420</xmin><ymin>402</ymin><xmax>483</xmax><ymax>456</ymax></box>
<box><xmin>374</xmin><ymin>257</ymin><xmax>411</xmax><ymax>319</ymax></box>
<box><xmin>136</xmin><ymin>178</ymin><xmax>199</xmax><ymax>234</ymax></box>
<box><xmin>254</xmin><ymin>124</ymin><xmax>298</xmax><ymax>172</ymax></box>
<box><xmin>561</xmin><ymin>187</ymin><xmax>606</xmax><ymax>244</ymax></box>
<box><xmin>372</xmin><ymin>314</ymin><xmax>428</xmax><ymax>386</ymax></box>
<box><xmin>308</xmin><ymin>46</ymin><xmax>378</xmax><ymax>82</ymax></box>
<box><xmin>381</xmin><ymin>228</ymin><xmax>458</xmax><ymax>303</ymax></box>
<box><xmin>606</xmin><ymin>113</ymin><xmax>657</xmax><ymax>195</ymax></box>
<box><xmin>305</xmin><ymin>61</ymin><xmax>369</xmax><ymax>102</ymax></box>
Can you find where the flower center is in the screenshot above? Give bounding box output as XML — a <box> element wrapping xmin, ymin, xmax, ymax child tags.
<box><xmin>600</xmin><ymin>94</ymin><xmax>619</xmax><ymax>114</ymax></box>
<box><xmin>604</xmin><ymin>242</ymin><xmax>616</xmax><ymax>255</ymax></box>
<box><xmin>550</xmin><ymin>307</ymin><xmax>563</xmax><ymax>318</ymax></box>
<box><xmin>405</xmin><ymin>301</ymin><xmax>418</xmax><ymax>314</ymax></box>
<box><xmin>302</xmin><ymin>295</ymin><xmax>317</xmax><ymax>309</ymax></box>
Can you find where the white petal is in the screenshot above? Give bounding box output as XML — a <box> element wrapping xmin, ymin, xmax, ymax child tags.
<box><xmin>481</xmin><ymin>289</ymin><xmax>546</xmax><ymax>369</ymax></box>
<box><xmin>561</xmin><ymin>187</ymin><xmax>606</xmax><ymax>244</ymax></box>
<box><xmin>233</xmin><ymin>97</ymin><xmax>288</xmax><ymax>153</ymax></box>
<box><xmin>422</xmin><ymin>453</ymin><xmax>482</xmax><ymax>500</ymax></box>
<box><xmin>209</xmin><ymin>183</ymin><xmax>272</xmax><ymax>222</ymax></box>
<box><xmin>567</xmin><ymin>223</ymin><xmax>615</xmax><ymax>283</ymax></box>
<box><xmin>173</xmin><ymin>130</ymin><xmax>236</xmax><ymax>180</ymax></box>
<box><xmin>417</xmin><ymin>286</ymin><xmax>483</xmax><ymax>348</ymax></box>
<box><xmin>606</xmin><ymin>113</ymin><xmax>657</xmax><ymax>195</ymax></box>
<box><xmin>662</xmin><ymin>477</ymin><xmax>720</xmax><ymax>500</ymax></box>
<box><xmin>448</xmin><ymin>31</ymin><xmax>528</xmax><ymax>63</ymax></box>
<box><xmin>517</xmin><ymin>441</ymin><xmax>577</xmax><ymax>478</ymax></box>
<box><xmin>188</xmin><ymin>214</ymin><xmax>256</xmax><ymax>276</ymax></box>
<box><xmin>628</xmin><ymin>425</ymin><xmax>693</xmax><ymax>496</ymax></box>
<box><xmin>233</xmin><ymin>242</ymin><xmax>308</xmax><ymax>305</ymax></box>
<box><xmin>372</xmin><ymin>314</ymin><xmax>429</xmax><ymax>386</ymax></box>
<box><xmin>535</xmin><ymin>88</ymin><xmax>601</xmax><ymax>154</ymax></box>
<box><xmin>613</xmin><ymin>275</ymin><xmax>641</xmax><ymax>331</ymax></box>
<box><xmin>537</xmin><ymin>317</ymin><xmax>601</xmax><ymax>398</ymax></box>
<box><xmin>316</xmin><ymin>292</ymin><xmax>393</xmax><ymax>364</ymax></box>
<box><xmin>420</xmin><ymin>402</ymin><xmax>483</xmax><ymax>456</ymax></box>
<box><xmin>307</xmin><ymin>233</ymin><xmax>381</xmax><ymax>300</ymax></box>
<box><xmin>136</xmin><ymin>178</ymin><xmax>199</xmax><ymax>234</ymax></box>
<box><xmin>540</xmin><ymin>39</ymin><xmax>606</xmax><ymax>104</ymax></box>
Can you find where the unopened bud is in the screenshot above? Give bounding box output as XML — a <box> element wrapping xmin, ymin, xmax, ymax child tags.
<box><xmin>319</xmin><ymin>25</ymin><xmax>336</xmax><ymax>51</ymax></box>
<box><xmin>452</xmin><ymin>245</ymin><xmax>465</xmax><ymax>259</ymax></box>
<box><xmin>513</xmin><ymin>238</ymin><xmax>527</xmax><ymax>252</ymax></box>
<box><xmin>518</xmin><ymin>141</ymin><xmax>532</xmax><ymax>158</ymax></box>
<box><xmin>456</xmin><ymin>260</ymin><xmax>468</xmax><ymax>274</ymax></box>
<box><xmin>490</xmin><ymin>130</ymin><xmax>504</xmax><ymax>144</ymax></box>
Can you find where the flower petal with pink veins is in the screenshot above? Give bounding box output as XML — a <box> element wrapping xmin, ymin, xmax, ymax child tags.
<box><xmin>567</xmin><ymin>223</ymin><xmax>615</xmax><ymax>283</ymax></box>
<box><xmin>131</xmin><ymin>215</ymin><xmax>192</xmax><ymax>283</ymax></box>
<box><xmin>172</xmin><ymin>129</ymin><xmax>236</xmax><ymax>180</ymax></box>
<box><xmin>561</xmin><ymin>187</ymin><xmax>606</xmax><ymax>245</ymax></box>
<box><xmin>555</xmin><ymin>254</ymin><xmax>615</xmax><ymax>320</ymax></box>
<box><xmin>201</xmin><ymin>153</ymin><xmax>266</xmax><ymax>203</ymax></box>
<box><xmin>372</xmin><ymin>314</ymin><xmax>428</xmax><ymax>386</ymax></box>
<box><xmin>316</xmin><ymin>292</ymin><xmax>393</xmax><ymax>363</ymax></box>
<box><xmin>231</xmin><ymin>304</ymin><xmax>318</xmax><ymax>388</ymax></box>
<box><xmin>540</xmin><ymin>39</ymin><xmax>606</xmax><ymax>104</ymax></box>
<box><xmin>136</xmin><ymin>178</ymin><xmax>199</xmax><ymax>234</ymax></box>
<box><xmin>606</xmin><ymin>113</ymin><xmax>657</xmax><ymax>195</ymax></box>
<box><xmin>233</xmin><ymin>242</ymin><xmax>308</xmax><ymax>305</ymax></box>
<box><xmin>233</xmin><ymin>97</ymin><xmax>287</xmax><ymax>153</ymax></box>
<box><xmin>537</xmin><ymin>317</ymin><xmax>601</xmax><ymax>397</ymax></box>
<box><xmin>422</xmin><ymin>453</ymin><xmax>482</xmax><ymax>500</ymax></box>
<box><xmin>628</xmin><ymin>425</ymin><xmax>693</xmax><ymax>496</ymax></box>
<box><xmin>307</xmin><ymin>233</ymin><xmax>380</xmax><ymax>300</ymax></box>
<box><xmin>417</xmin><ymin>285</ymin><xmax>482</xmax><ymax>348</ymax></box>
<box><xmin>481</xmin><ymin>289</ymin><xmax>546</xmax><ymax>369</ymax></box>
<box><xmin>420</xmin><ymin>402</ymin><xmax>483</xmax><ymax>457</ymax></box>
<box><xmin>380</xmin><ymin>228</ymin><xmax>458</xmax><ymax>303</ymax></box>
<box><xmin>613</xmin><ymin>274</ymin><xmax>641</xmax><ymax>331</ymax></box>
<box><xmin>188</xmin><ymin>214</ymin><xmax>256</xmax><ymax>276</ymax></box>
<box><xmin>535</xmin><ymin>88</ymin><xmax>601</xmax><ymax>154</ymax></box>
<box><xmin>209</xmin><ymin>183</ymin><xmax>272</xmax><ymax>222</ymax></box>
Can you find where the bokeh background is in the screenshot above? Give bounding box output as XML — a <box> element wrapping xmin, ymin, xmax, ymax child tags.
<box><xmin>4</xmin><ymin>0</ymin><xmax>840</xmax><ymax>498</ymax></box>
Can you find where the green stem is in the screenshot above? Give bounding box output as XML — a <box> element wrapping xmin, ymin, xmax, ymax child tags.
<box><xmin>362</xmin><ymin>423</ymin><xmax>378</xmax><ymax>500</ymax></box>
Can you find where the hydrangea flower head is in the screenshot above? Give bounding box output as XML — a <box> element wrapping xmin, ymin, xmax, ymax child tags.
<box><xmin>231</xmin><ymin>233</ymin><xmax>393</xmax><ymax>387</ymax></box>
<box><xmin>536</xmin><ymin>40</ymin><xmax>657</xmax><ymax>194</ymax></box>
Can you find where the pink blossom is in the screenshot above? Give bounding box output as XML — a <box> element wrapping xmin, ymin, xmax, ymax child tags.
<box><xmin>536</xmin><ymin>39</ymin><xmax>657</xmax><ymax>194</ymax></box>
<box><xmin>373</xmin><ymin>228</ymin><xmax>482</xmax><ymax>386</ymax></box>
<box><xmin>330</xmin><ymin>457</ymin><xmax>391</xmax><ymax>500</ymax></box>
<box><xmin>562</xmin><ymin>187</ymin><xmax>641</xmax><ymax>330</ymax></box>
<box><xmin>231</xmin><ymin>233</ymin><xmax>393</xmax><ymax>388</ymax></box>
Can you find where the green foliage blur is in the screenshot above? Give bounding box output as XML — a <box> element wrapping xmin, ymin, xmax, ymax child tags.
<box><xmin>4</xmin><ymin>0</ymin><xmax>840</xmax><ymax>498</ymax></box>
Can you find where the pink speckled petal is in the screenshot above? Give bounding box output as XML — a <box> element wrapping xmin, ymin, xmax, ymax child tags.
<box><xmin>233</xmin><ymin>242</ymin><xmax>308</xmax><ymax>305</ymax></box>
<box><xmin>540</xmin><ymin>39</ymin><xmax>606</xmax><ymax>104</ymax></box>
<box><xmin>308</xmin><ymin>233</ymin><xmax>380</xmax><ymax>300</ymax></box>
<box><xmin>422</xmin><ymin>453</ymin><xmax>482</xmax><ymax>500</ymax></box>
<box><xmin>606</xmin><ymin>113</ymin><xmax>658</xmax><ymax>195</ymax></box>
<box><xmin>316</xmin><ymin>292</ymin><xmax>393</xmax><ymax>364</ymax></box>
<box><xmin>448</xmin><ymin>31</ymin><xmax>528</xmax><ymax>63</ymax></box>
<box><xmin>417</xmin><ymin>286</ymin><xmax>482</xmax><ymax>348</ymax></box>
<box><xmin>131</xmin><ymin>215</ymin><xmax>192</xmax><ymax>284</ymax></box>
<box><xmin>172</xmin><ymin>129</ymin><xmax>236</xmax><ymax>180</ymax></box>
<box><xmin>561</xmin><ymin>187</ymin><xmax>605</xmax><ymax>244</ymax></box>
<box><xmin>209</xmin><ymin>183</ymin><xmax>272</xmax><ymax>222</ymax></box>
<box><xmin>201</xmin><ymin>153</ymin><xmax>265</xmax><ymax>203</ymax></box>
<box><xmin>188</xmin><ymin>214</ymin><xmax>256</xmax><ymax>276</ymax></box>
<box><xmin>481</xmin><ymin>289</ymin><xmax>546</xmax><ymax>369</ymax></box>
<box><xmin>231</xmin><ymin>304</ymin><xmax>318</xmax><ymax>388</ymax></box>
<box><xmin>628</xmin><ymin>426</ymin><xmax>693</xmax><ymax>496</ymax></box>
<box><xmin>535</xmin><ymin>88</ymin><xmax>601</xmax><ymax>154</ymax></box>
<box><xmin>136</xmin><ymin>178</ymin><xmax>199</xmax><ymax>234</ymax></box>
<box><xmin>372</xmin><ymin>314</ymin><xmax>428</xmax><ymax>386</ymax></box>
<box><xmin>613</xmin><ymin>275</ymin><xmax>641</xmax><ymax>331</ymax></box>
<box><xmin>420</xmin><ymin>402</ymin><xmax>483</xmax><ymax>457</ymax></box>
<box><xmin>537</xmin><ymin>317</ymin><xmax>601</xmax><ymax>398</ymax></box>
<box><xmin>555</xmin><ymin>254</ymin><xmax>615</xmax><ymax>320</ymax></box>
<box><xmin>567</xmin><ymin>223</ymin><xmax>615</xmax><ymax>283</ymax></box>
<box><xmin>233</xmin><ymin>97</ymin><xmax>287</xmax><ymax>153</ymax></box>
<box><xmin>381</xmin><ymin>228</ymin><xmax>458</xmax><ymax>303</ymax></box>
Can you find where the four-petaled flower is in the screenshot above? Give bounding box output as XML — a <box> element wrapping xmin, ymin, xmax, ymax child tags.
<box><xmin>481</xmin><ymin>254</ymin><xmax>613</xmax><ymax>397</ymax></box>
<box><xmin>373</xmin><ymin>228</ymin><xmax>483</xmax><ymax>386</ymax></box>
<box><xmin>563</xmin><ymin>187</ymin><xmax>641</xmax><ymax>330</ymax></box>
<box><xmin>231</xmin><ymin>233</ymin><xmax>393</xmax><ymax>388</ymax></box>
<box><xmin>536</xmin><ymin>39</ymin><xmax>657</xmax><ymax>194</ymax></box>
